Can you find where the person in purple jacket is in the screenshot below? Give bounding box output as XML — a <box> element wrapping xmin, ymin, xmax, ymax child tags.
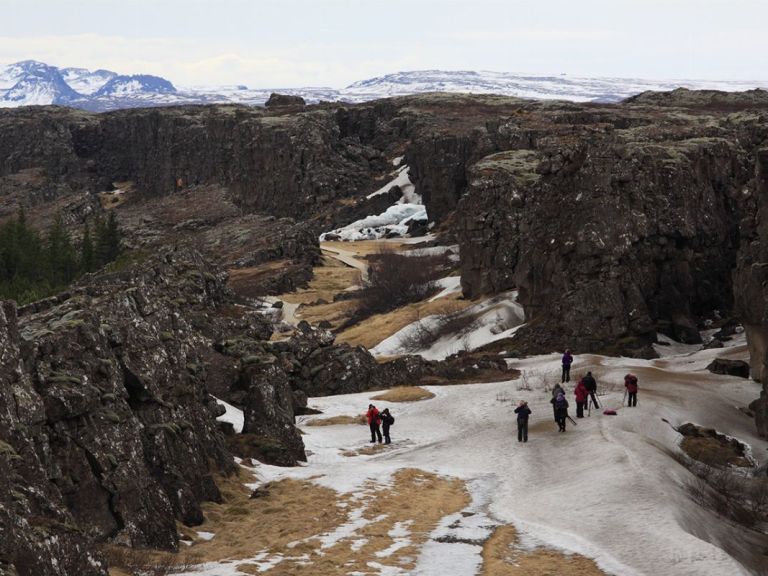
<box><xmin>561</xmin><ymin>349</ymin><xmax>573</xmax><ymax>383</ymax></box>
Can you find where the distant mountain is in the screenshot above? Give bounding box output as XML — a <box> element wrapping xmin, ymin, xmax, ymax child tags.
<box><xmin>341</xmin><ymin>70</ymin><xmax>768</xmax><ymax>103</ymax></box>
<box><xmin>0</xmin><ymin>60</ymin><xmax>82</xmax><ymax>107</ymax></box>
<box><xmin>1</xmin><ymin>60</ymin><xmax>768</xmax><ymax>111</ymax></box>
<box><xmin>94</xmin><ymin>74</ymin><xmax>176</xmax><ymax>97</ymax></box>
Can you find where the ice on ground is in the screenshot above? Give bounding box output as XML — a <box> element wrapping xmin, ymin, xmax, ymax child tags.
<box><xmin>371</xmin><ymin>291</ymin><xmax>525</xmax><ymax>359</ymax></box>
<box><xmin>320</xmin><ymin>203</ymin><xmax>427</xmax><ymax>242</ymax></box>
<box><xmin>321</xmin><ymin>166</ymin><xmax>426</xmax><ymax>241</ymax></box>
<box><xmin>213</xmin><ymin>396</ymin><xmax>244</xmax><ymax>433</ymax></box>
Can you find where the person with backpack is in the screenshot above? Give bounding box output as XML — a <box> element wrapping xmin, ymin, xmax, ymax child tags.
<box><xmin>514</xmin><ymin>401</ymin><xmax>532</xmax><ymax>443</ymax></box>
<box><xmin>625</xmin><ymin>374</ymin><xmax>639</xmax><ymax>407</ymax></box>
<box><xmin>381</xmin><ymin>408</ymin><xmax>395</xmax><ymax>444</ymax></box>
<box><xmin>366</xmin><ymin>404</ymin><xmax>383</xmax><ymax>443</ymax></box>
<box><xmin>574</xmin><ymin>378</ymin><xmax>588</xmax><ymax>418</ymax></box>
<box><xmin>551</xmin><ymin>383</ymin><xmax>565</xmax><ymax>421</ymax></box>
<box><xmin>551</xmin><ymin>392</ymin><xmax>569</xmax><ymax>432</ymax></box>
<box><xmin>561</xmin><ymin>349</ymin><xmax>574</xmax><ymax>383</ymax></box>
<box><xmin>582</xmin><ymin>371</ymin><xmax>599</xmax><ymax>409</ymax></box>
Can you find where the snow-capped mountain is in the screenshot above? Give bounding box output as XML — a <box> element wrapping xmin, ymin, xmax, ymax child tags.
<box><xmin>2</xmin><ymin>60</ymin><xmax>768</xmax><ymax>111</ymax></box>
<box><xmin>0</xmin><ymin>60</ymin><xmax>83</xmax><ymax>107</ymax></box>
<box><xmin>60</xmin><ymin>67</ymin><xmax>117</xmax><ymax>95</ymax></box>
<box><xmin>94</xmin><ymin>74</ymin><xmax>176</xmax><ymax>97</ymax></box>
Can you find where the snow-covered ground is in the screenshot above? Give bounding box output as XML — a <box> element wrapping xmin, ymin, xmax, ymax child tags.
<box><xmin>371</xmin><ymin>291</ymin><xmax>525</xmax><ymax>359</ymax></box>
<box><xmin>220</xmin><ymin>334</ymin><xmax>767</xmax><ymax>576</ymax></box>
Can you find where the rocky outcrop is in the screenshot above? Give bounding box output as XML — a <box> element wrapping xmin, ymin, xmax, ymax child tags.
<box><xmin>0</xmin><ymin>247</ymin><xmax>323</xmax><ymax>574</ymax></box>
<box><xmin>706</xmin><ymin>358</ymin><xmax>751</xmax><ymax>378</ymax></box>
<box><xmin>265</xmin><ymin>93</ymin><xmax>306</xmax><ymax>108</ymax></box>
<box><xmin>0</xmin><ymin>302</ymin><xmax>106</xmax><ymax>576</ymax></box>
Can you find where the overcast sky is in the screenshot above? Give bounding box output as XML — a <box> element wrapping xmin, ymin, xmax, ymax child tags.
<box><xmin>2</xmin><ymin>0</ymin><xmax>766</xmax><ymax>87</ymax></box>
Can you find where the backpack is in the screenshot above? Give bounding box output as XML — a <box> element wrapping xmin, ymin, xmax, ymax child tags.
<box><xmin>555</xmin><ymin>397</ymin><xmax>567</xmax><ymax>410</ymax></box>
<box><xmin>384</xmin><ymin>414</ymin><xmax>395</xmax><ymax>426</ymax></box>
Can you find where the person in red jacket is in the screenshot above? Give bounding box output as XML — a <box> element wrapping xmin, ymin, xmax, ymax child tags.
<box><xmin>574</xmin><ymin>378</ymin><xmax>589</xmax><ymax>418</ymax></box>
<box><xmin>625</xmin><ymin>374</ymin><xmax>639</xmax><ymax>407</ymax></box>
<box><xmin>366</xmin><ymin>404</ymin><xmax>383</xmax><ymax>443</ymax></box>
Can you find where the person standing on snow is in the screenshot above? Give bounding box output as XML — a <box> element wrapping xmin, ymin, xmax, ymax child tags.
<box><xmin>366</xmin><ymin>404</ymin><xmax>383</xmax><ymax>443</ymax></box>
<box><xmin>552</xmin><ymin>392</ymin><xmax>570</xmax><ymax>432</ymax></box>
<box><xmin>582</xmin><ymin>370</ymin><xmax>600</xmax><ymax>409</ymax></box>
<box><xmin>625</xmin><ymin>374</ymin><xmax>639</xmax><ymax>407</ymax></box>
<box><xmin>561</xmin><ymin>349</ymin><xmax>574</xmax><ymax>383</ymax></box>
<box><xmin>514</xmin><ymin>401</ymin><xmax>532</xmax><ymax>443</ymax></box>
<box><xmin>381</xmin><ymin>408</ymin><xmax>395</xmax><ymax>444</ymax></box>
<box><xmin>574</xmin><ymin>378</ymin><xmax>588</xmax><ymax>418</ymax></box>
<box><xmin>551</xmin><ymin>383</ymin><xmax>565</xmax><ymax>421</ymax></box>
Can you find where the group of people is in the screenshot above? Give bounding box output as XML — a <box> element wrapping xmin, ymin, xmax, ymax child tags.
<box><xmin>366</xmin><ymin>404</ymin><xmax>395</xmax><ymax>444</ymax></box>
<box><xmin>513</xmin><ymin>350</ymin><xmax>641</xmax><ymax>441</ymax></box>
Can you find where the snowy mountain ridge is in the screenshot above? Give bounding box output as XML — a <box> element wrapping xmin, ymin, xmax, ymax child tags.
<box><xmin>2</xmin><ymin>60</ymin><xmax>768</xmax><ymax>111</ymax></box>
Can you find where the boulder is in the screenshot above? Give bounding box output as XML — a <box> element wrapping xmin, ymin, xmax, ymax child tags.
<box><xmin>707</xmin><ymin>358</ymin><xmax>751</xmax><ymax>378</ymax></box>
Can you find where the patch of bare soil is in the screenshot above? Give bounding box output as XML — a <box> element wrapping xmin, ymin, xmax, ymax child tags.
<box><xmin>678</xmin><ymin>423</ymin><xmax>753</xmax><ymax>468</ymax></box>
<box><xmin>135</xmin><ymin>468</ymin><xmax>468</xmax><ymax>576</ymax></box>
<box><xmin>371</xmin><ymin>386</ymin><xmax>436</xmax><ymax>402</ymax></box>
<box><xmin>305</xmin><ymin>415</ymin><xmax>366</xmax><ymax>427</ymax></box>
<box><xmin>482</xmin><ymin>525</ymin><xmax>608</xmax><ymax>576</ymax></box>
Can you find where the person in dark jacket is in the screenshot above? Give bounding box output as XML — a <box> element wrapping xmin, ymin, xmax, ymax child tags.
<box><xmin>582</xmin><ymin>371</ymin><xmax>599</xmax><ymax>409</ymax></box>
<box><xmin>514</xmin><ymin>401</ymin><xmax>532</xmax><ymax>442</ymax></box>
<box><xmin>366</xmin><ymin>404</ymin><xmax>382</xmax><ymax>443</ymax></box>
<box><xmin>551</xmin><ymin>392</ymin><xmax>569</xmax><ymax>432</ymax></box>
<box><xmin>381</xmin><ymin>408</ymin><xmax>395</xmax><ymax>444</ymax></box>
<box><xmin>561</xmin><ymin>350</ymin><xmax>574</xmax><ymax>383</ymax></box>
<box><xmin>551</xmin><ymin>384</ymin><xmax>564</xmax><ymax>421</ymax></box>
<box><xmin>574</xmin><ymin>379</ymin><xmax>588</xmax><ymax>418</ymax></box>
<box><xmin>625</xmin><ymin>374</ymin><xmax>639</xmax><ymax>407</ymax></box>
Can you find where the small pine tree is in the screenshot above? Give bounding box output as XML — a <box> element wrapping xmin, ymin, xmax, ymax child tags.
<box><xmin>80</xmin><ymin>224</ymin><xmax>94</xmax><ymax>273</ymax></box>
<box><xmin>105</xmin><ymin>211</ymin><xmax>121</xmax><ymax>262</ymax></box>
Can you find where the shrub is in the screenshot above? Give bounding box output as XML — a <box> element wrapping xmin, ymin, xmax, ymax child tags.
<box><xmin>355</xmin><ymin>248</ymin><xmax>445</xmax><ymax>318</ymax></box>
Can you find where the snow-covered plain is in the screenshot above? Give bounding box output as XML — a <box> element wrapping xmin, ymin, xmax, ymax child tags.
<box><xmin>199</xmin><ymin>334</ymin><xmax>768</xmax><ymax>576</ymax></box>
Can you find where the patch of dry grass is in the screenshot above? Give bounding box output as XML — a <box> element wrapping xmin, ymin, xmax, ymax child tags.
<box><xmin>142</xmin><ymin>468</ymin><xmax>468</xmax><ymax>576</ymax></box>
<box><xmin>305</xmin><ymin>414</ymin><xmax>366</xmax><ymax>427</ymax></box>
<box><xmin>372</xmin><ymin>386</ymin><xmax>436</xmax><ymax>402</ymax></box>
<box><xmin>342</xmin><ymin>444</ymin><xmax>389</xmax><ymax>457</ymax></box>
<box><xmin>482</xmin><ymin>525</ymin><xmax>607</xmax><ymax>576</ymax></box>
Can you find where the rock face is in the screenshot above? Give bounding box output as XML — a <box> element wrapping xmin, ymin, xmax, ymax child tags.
<box><xmin>458</xmin><ymin>134</ymin><xmax>751</xmax><ymax>355</ymax></box>
<box><xmin>0</xmin><ymin>302</ymin><xmax>106</xmax><ymax>576</ymax></box>
<box><xmin>735</xmin><ymin>147</ymin><xmax>768</xmax><ymax>436</ymax></box>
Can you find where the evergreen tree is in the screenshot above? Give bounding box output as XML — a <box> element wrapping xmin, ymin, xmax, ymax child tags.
<box><xmin>80</xmin><ymin>224</ymin><xmax>94</xmax><ymax>273</ymax></box>
<box><xmin>46</xmin><ymin>213</ymin><xmax>77</xmax><ymax>286</ymax></box>
<box><xmin>105</xmin><ymin>211</ymin><xmax>121</xmax><ymax>262</ymax></box>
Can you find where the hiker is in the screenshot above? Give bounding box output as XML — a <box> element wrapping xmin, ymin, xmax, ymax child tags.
<box><xmin>574</xmin><ymin>378</ymin><xmax>588</xmax><ymax>418</ymax></box>
<box><xmin>625</xmin><ymin>374</ymin><xmax>639</xmax><ymax>407</ymax></box>
<box><xmin>551</xmin><ymin>383</ymin><xmax>565</xmax><ymax>421</ymax></box>
<box><xmin>381</xmin><ymin>408</ymin><xmax>395</xmax><ymax>444</ymax></box>
<box><xmin>561</xmin><ymin>349</ymin><xmax>573</xmax><ymax>383</ymax></box>
<box><xmin>366</xmin><ymin>404</ymin><xmax>383</xmax><ymax>443</ymax></box>
<box><xmin>582</xmin><ymin>371</ymin><xmax>599</xmax><ymax>409</ymax></box>
<box><xmin>551</xmin><ymin>392</ymin><xmax>569</xmax><ymax>432</ymax></box>
<box><xmin>514</xmin><ymin>401</ymin><xmax>532</xmax><ymax>443</ymax></box>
